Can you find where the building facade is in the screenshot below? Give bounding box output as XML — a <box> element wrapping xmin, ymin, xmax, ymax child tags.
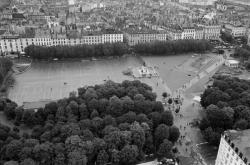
<box><xmin>224</xmin><ymin>24</ymin><xmax>247</xmax><ymax>38</ymax></box>
<box><xmin>166</xmin><ymin>25</ymin><xmax>212</xmax><ymax>40</ymax></box>
<box><xmin>182</xmin><ymin>27</ymin><xmax>196</xmax><ymax>40</ymax></box>
<box><xmin>125</xmin><ymin>32</ymin><xmax>168</xmax><ymax>46</ymax></box>
<box><xmin>197</xmin><ymin>24</ymin><xmax>221</xmax><ymax>40</ymax></box>
<box><xmin>215</xmin><ymin>130</ymin><xmax>250</xmax><ymax>165</ymax></box>
<box><xmin>0</xmin><ymin>33</ymin><xmax>123</xmax><ymax>53</ymax></box>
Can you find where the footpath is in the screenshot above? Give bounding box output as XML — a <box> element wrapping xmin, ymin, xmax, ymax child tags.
<box><xmin>173</xmin><ymin>55</ymin><xmax>225</xmax><ymax>165</ymax></box>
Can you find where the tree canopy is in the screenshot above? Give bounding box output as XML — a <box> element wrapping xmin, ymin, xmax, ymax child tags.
<box><xmin>133</xmin><ymin>39</ymin><xmax>213</xmax><ymax>55</ymax></box>
<box><xmin>0</xmin><ymin>80</ymin><xmax>179</xmax><ymax>164</ymax></box>
<box><xmin>200</xmin><ymin>75</ymin><xmax>250</xmax><ymax>146</ymax></box>
<box><xmin>24</xmin><ymin>42</ymin><xmax>129</xmax><ymax>59</ymax></box>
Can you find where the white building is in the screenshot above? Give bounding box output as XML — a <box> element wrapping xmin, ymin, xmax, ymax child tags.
<box><xmin>225</xmin><ymin>24</ymin><xmax>247</xmax><ymax>38</ymax></box>
<box><xmin>166</xmin><ymin>25</ymin><xmax>212</xmax><ymax>40</ymax></box>
<box><xmin>215</xmin><ymin>130</ymin><xmax>250</xmax><ymax>165</ymax></box>
<box><xmin>0</xmin><ymin>33</ymin><xmax>124</xmax><ymax>53</ymax></box>
<box><xmin>225</xmin><ymin>59</ymin><xmax>239</xmax><ymax>68</ymax></box>
<box><xmin>102</xmin><ymin>33</ymin><xmax>123</xmax><ymax>43</ymax></box>
<box><xmin>125</xmin><ymin>32</ymin><xmax>168</xmax><ymax>46</ymax></box>
<box><xmin>182</xmin><ymin>27</ymin><xmax>196</xmax><ymax>39</ymax></box>
<box><xmin>197</xmin><ymin>24</ymin><xmax>221</xmax><ymax>40</ymax></box>
<box><xmin>179</xmin><ymin>0</ymin><xmax>217</xmax><ymax>6</ymax></box>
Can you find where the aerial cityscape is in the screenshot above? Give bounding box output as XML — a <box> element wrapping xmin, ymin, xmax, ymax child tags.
<box><xmin>0</xmin><ymin>0</ymin><xmax>250</xmax><ymax>165</ymax></box>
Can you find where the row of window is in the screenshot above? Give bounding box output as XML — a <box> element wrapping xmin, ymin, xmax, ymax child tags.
<box><xmin>217</xmin><ymin>139</ymin><xmax>245</xmax><ymax>165</ymax></box>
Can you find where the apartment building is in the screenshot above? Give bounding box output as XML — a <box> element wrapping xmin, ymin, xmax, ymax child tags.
<box><xmin>102</xmin><ymin>33</ymin><xmax>123</xmax><ymax>43</ymax></box>
<box><xmin>197</xmin><ymin>24</ymin><xmax>221</xmax><ymax>40</ymax></box>
<box><xmin>224</xmin><ymin>24</ymin><xmax>247</xmax><ymax>38</ymax></box>
<box><xmin>166</xmin><ymin>25</ymin><xmax>205</xmax><ymax>40</ymax></box>
<box><xmin>215</xmin><ymin>130</ymin><xmax>250</xmax><ymax>165</ymax></box>
<box><xmin>165</xmin><ymin>25</ymin><xmax>183</xmax><ymax>41</ymax></box>
<box><xmin>182</xmin><ymin>27</ymin><xmax>196</xmax><ymax>39</ymax></box>
<box><xmin>125</xmin><ymin>32</ymin><xmax>168</xmax><ymax>46</ymax></box>
<box><xmin>195</xmin><ymin>27</ymin><xmax>204</xmax><ymax>40</ymax></box>
<box><xmin>0</xmin><ymin>33</ymin><xmax>123</xmax><ymax>53</ymax></box>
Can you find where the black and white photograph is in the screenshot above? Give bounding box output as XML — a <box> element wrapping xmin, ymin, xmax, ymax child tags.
<box><xmin>0</xmin><ymin>0</ymin><xmax>250</xmax><ymax>164</ymax></box>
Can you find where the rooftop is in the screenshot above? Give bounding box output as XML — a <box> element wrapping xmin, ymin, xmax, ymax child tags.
<box><xmin>224</xmin><ymin>129</ymin><xmax>250</xmax><ymax>163</ymax></box>
<box><xmin>227</xmin><ymin>59</ymin><xmax>239</xmax><ymax>64</ymax></box>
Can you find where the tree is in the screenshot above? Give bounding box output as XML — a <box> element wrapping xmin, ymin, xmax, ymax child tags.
<box><xmin>22</xmin><ymin>110</ymin><xmax>35</xmax><ymax>127</ymax></box>
<box><xmin>88</xmin><ymin>99</ymin><xmax>99</xmax><ymax>113</ymax></box>
<box><xmin>233</xmin><ymin>119</ymin><xmax>248</xmax><ymax>130</ymax></box>
<box><xmin>20</xmin><ymin>158</ymin><xmax>37</xmax><ymax>165</ymax></box>
<box><xmin>148</xmin><ymin>112</ymin><xmax>161</xmax><ymax>128</ymax></box>
<box><xmin>199</xmin><ymin>118</ymin><xmax>211</xmax><ymax>131</ymax></box>
<box><xmin>154</xmin><ymin>124</ymin><xmax>170</xmax><ymax>147</ymax></box>
<box><xmin>168</xmin><ymin>98</ymin><xmax>173</xmax><ymax>104</ymax></box>
<box><xmin>203</xmin><ymin>127</ymin><xmax>221</xmax><ymax>146</ymax></box>
<box><xmin>102</xmin><ymin>125</ymin><xmax>120</xmax><ymax>136</ymax></box>
<box><xmin>54</xmin><ymin>153</ymin><xmax>66</xmax><ymax>165</ymax></box>
<box><xmin>96</xmin><ymin>150</ymin><xmax>109</xmax><ymax>165</ymax></box>
<box><xmin>136</xmin><ymin>113</ymin><xmax>149</xmax><ymax>123</ymax></box>
<box><xmin>5</xmin><ymin>139</ymin><xmax>23</xmax><ymax>160</ymax></box>
<box><xmin>81</xmin><ymin>129</ymin><xmax>94</xmax><ymax>141</ymax></box>
<box><xmin>122</xmin><ymin>96</ymin><xmax>134</xmax><ymax>113</ymax></box>
<box><xmin>60</xmin><ymin>123</ymin><xmax>81</xmax><ymax>140</ymax></box>
<box><xmin>92</xmin><ymin>117</ymin><xmax>104</xmax><ymax>133</ymax></box>
<box><xmin>0</xmin><ymin>128</ymin><xmax>8</xmax><ymax>141</ymax></box>
<box><xmin>65</xmin><ymin>135</ymin><xmax>84</xmax><ymax>153</ymax></box>
<box><xmin>118</xmin><ymin>123</ymin><xmax>130</xmax><ymax>131</ymax></box>
<box><xmin>84</xmin><ymin>88</ymin><xmax>98</xmax><ymax>102</ymax></box>
<box><xmin>44</xmin><ymin>102</ymin><xmax>58</xmax><ymax>116</ymax></box>
<box><xmin>169</xmin><ymin>126</ymin><xmax>180</xmax><ymax>142</ymax></box>
<box><xmin>4</xmin><ymin>161</ymin><xmax>19</xmax><ymax>165</ymax></box>
<box><xmin>221</xmin><ymin>31</ymin><xmax>234</xmax><ymax>43</ymax></box>
<box><xmin>162</xmin><ymin>92</ymin><xmax>168</xmax><ymax>98</ymax></box>
<box><xmin>161</xmin><ymin>111</ymin><xmax>173</xmax><ymax>126</ymax></box>
<box><xmin>90</xmin><ymin>110</ymin><xmax>99</xmax><ymax>119</ymax></box>
<box><xmin>67</xmin><ymin>101</ymin><xmax>79</xmax><ymax>116</ymax></box>
<box><xmin>117</xmin><ymin>111</ymin><xmax>137</xmax><ymax>124</ymax></box>
<box><xmin>103</xmin><ymin>115</ymin><xmax>116</xmax><ymax>126</ymax></box>
<box><xmin>104</xmin><ymin>131</ymin><xmax>126</xmax><ymax>150</ymax></box>
<box><xmin>206</xmin><ymin>105</ymin><xmax>234</xmax><ymax>129</ymax></box>
<box><xmin>108</xmin><ymin>96</ymin><xmax>123</xmax><ymax>117</ymax></box>
<box><xmin>40</xmin><ymin>131</ymin><xmax>52</xmax><ymax>142</ymax></box>
<box><xmin>4</xmin><ymin>102</ymin><xmax>17</xmax><ymax>120</ymax></box>
<box><xmin>98</xmin><ymin>98</ymin><xmax>109</xmax><ymax>115</ymax></box>
<box><xmin>110</xmin><ymin>149</ymin><xmax>120</xmax><ymax>164</ymax></box>
<box><xmin>33</xmin><ymin>142</ymin><xmax>54</xmax><ymax>165</ymax></box>
<box><xmin>153</xmin><ymin>101</ymin><xmax>164</xmax><ymax>113</ymax></box>
<box><xmin>130</xmin><ymin>122</ymin><xmax>145</xmax><ymax>150</ymax></box>
<box><xmin>79</xmin><ymin>119</ymin><xmax>92</xmax><ymax>130</ymax></box>
<box><xmin>157</xmin><ymin>139</ymin><xmax>173</xmax><ymax>159</ymax></box>
<box><xmin>68</xmin><ymin>150</ymin><xmax>87</xmax><ymax>165</ymax></box>
<box><xmin>93</xmin><ymin>138</ymin><xmax>107</xmax><ymax>154</ymax></box>
<box><xmin>119</xmin><ymin>145</ymin><xmax>139</xmax><ymax>165</ymax></box>
<box><xmin>14</xmin><ymin>107</ymin><xmax>23</xmax><ymax>126</ymax></box>
<box><xmin>79</xmin><ymin>103</ymin><xmax>89</xmax><ymax>120</ymax></box>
